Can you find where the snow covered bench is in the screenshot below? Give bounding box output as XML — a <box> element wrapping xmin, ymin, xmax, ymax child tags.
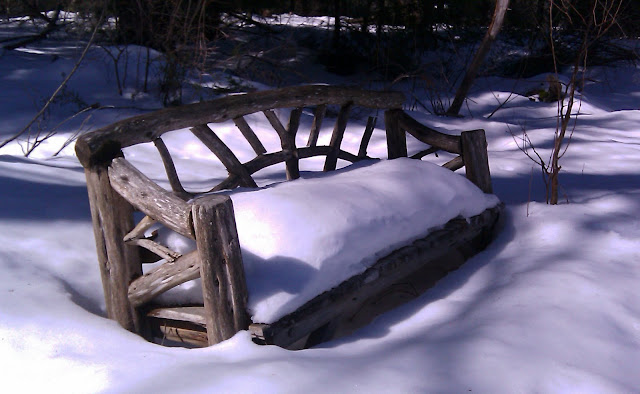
<box><xmin>75</xmin><ymin>85</ymin><xmax>502</xmax><ymax>349</ymax></box>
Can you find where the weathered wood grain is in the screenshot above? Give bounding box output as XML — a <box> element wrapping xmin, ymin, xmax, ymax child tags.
<box><xmin>307</xmin><ymin>104</ymin><xmax>326</xmax><ymax>147</ymax></box>
<box><xmin>298</xmin><ymin>146</ymin><xmax>362</xmax><ymax>163</ymax></box>
<box><xmin>324</xmin><ymin>102</ymin><xmax>353</xmax><ymax>171</ymax></box>
<box><xmin>410</xmin><ymin>146</ymin><xmax>440</xmax><ymax>160</ymax></box>
<box><xmin>233</xmin><ymin>116</ymin><xmax>267</xmax><ymax>155</ymax></box>
<box><xmin>153</xmin><ymin>138</ymin><xmax>191</xmax><ymax>199</ymax></box>
<box><xmin>396</xmin><ymin>110</ymin><xmax>461</xmax><ymax>154</ymax></box>
<box><xmin>147</xmin><ymin>306</ymin><xmax>208</xmax><ymax>326</ymax></box>
<box><xmin>191</xmin><ymin>124</ymin><xmax>258</xmax><ymax>188</ymax></box>
<box><xmin>442</xmin><ymin>156</ymin><xmax>465</xmax><ymax>171</ymax></box>
<box><xmin>192</xmin><ymin>195</ymin><xmax>249</xmax><ymax>345</ymax></box>
<box><xmin>147</xmin><ymin>310</ymin><xmax>208</xmax><ymax>346</ymax></box>
<box><xmin>125</xmin><ymin>238</ymin><xmax>182</xmax><ymax>263</ymax></box>
<box><xmin>242</xmin><ymin>150</ymin><xmax>290</xmax><ymax>175</ymax></box>
<box><xmin>128</xmin><ymin>251</ymin><xmax>200</xmax><ymax>308</ymax></box>
<box><xmin>108</xmin><ymin>158</ymin><xmax>194</xmax><ymax>239</ymax></box>
<box><xmin>358</xmin><ymin>116</ymin><xmax>377</xmax><ymax>158</ymax></box>
<box><xmin>85</xmin><ymin>164</ymin><xmax>143</xmax><ymax>334</ymax></box>
<box><xmin>288</xmin><ymin>107</ymin><xmax>303</xmax><ymax>137</ymax></box>
<box><xmin>123</xmin><ymin>215</ymin><xmax>157</xmax><ymax>242</ymax></box>
<box><xmin>263</xmin><ymin>109</ymin><xmax>300</xmax><ymax>180</ymax></box>
<box><xmin>153</xmin><ymin>322</ymin><xmax>208</xmax><ymax>347</ymax></box>
<box><xmin>461</xmin><ymin>129</ymin><xmax>493</xmax><ymax>193</ymax></box>
<box><xmin>76</xmin><ymin>86</ymin><xmax>404</xmax><ymax>167</ymax></box>
<box><xmin>384</xmin><ymin>109</ymin><xmax>408</xmax><ymax>159</ymax></box>
<box><xmin>209</xmin><ymin>146</ymin><xmax>364</xmax><ymax>189</ymax></box>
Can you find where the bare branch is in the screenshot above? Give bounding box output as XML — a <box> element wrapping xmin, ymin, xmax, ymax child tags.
<box><xmin>0</xmin><ymin>11</ymin><xmax>104</xmax><ymax>151</ymax></box>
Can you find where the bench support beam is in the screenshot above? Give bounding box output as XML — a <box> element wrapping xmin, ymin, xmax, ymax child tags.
<box><xmin>192</xmin><ymin>195</ymin><xmax>249</xmax><ymax>345</ymax></box>
<box><xmin>461</xmin><ymin>129</ymin><xmax>493</xmax><ymax>193</ymax></box>
<box><xmin>84</xmin><ymin>163</ymin><xmax>144</xmax><ymax>335</ymax></box>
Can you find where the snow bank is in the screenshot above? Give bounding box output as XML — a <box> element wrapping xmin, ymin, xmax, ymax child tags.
<box><xmin>2</xmin><ymin>28</ymin><xmax>640</xmax><ymax>393</ymax></box>
<box><xmin>156</xmin><ymin>158</ymin><xmax>499</xmax><ymax>323</ymax></box>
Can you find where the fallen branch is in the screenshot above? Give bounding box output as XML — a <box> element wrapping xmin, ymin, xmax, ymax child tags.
<box><xmin>2</xmin><ymin>9</ymin><xmax>62</xmax><ymax>51</ymax></box>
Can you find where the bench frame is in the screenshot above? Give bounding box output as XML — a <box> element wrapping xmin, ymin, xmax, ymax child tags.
<box><xmin>75</xmin><ymin>85</ymin><xmax>500</xmax><ymax>348</ymax></box>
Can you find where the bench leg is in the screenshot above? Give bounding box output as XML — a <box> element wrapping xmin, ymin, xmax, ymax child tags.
<box><xmin>192</xmin><ymin>195</ymin><xmax>250</xmax><ymax>346</ymax></box>
<box><xmin>85</xmin><ymin>165</ymin><xmax>144</xmax><ymax>334</ymax></box>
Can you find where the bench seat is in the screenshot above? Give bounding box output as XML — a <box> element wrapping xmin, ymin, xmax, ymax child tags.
<box><xmin>153</xmin><ymin>158</ymin><xmax>500</xmax><ymax>325</ymax></box>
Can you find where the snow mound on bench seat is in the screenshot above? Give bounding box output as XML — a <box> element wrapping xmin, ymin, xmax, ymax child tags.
<box><xmin>157</xmin><ymin>158</ymin><xmax>500</xmax><ymax>324</ymax></box>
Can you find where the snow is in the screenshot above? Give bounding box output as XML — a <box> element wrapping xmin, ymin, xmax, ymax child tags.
<box><xmin>153</xmin><ymin>158</ymin><xmax>499</xmax><ymax>323</ymax></box>
<box><xmin>1</xmin><ymin>18</ymin><xmax>640</xmax><ymax>393</ymax></box>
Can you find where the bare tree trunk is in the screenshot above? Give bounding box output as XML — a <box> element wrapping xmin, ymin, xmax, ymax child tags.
<box><xmin>446</xmin><ymin>0</ymin><xmax>510</xmax><ymax>116</ymax></box>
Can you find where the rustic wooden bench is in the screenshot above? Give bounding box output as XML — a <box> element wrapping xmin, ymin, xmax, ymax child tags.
<box><xmin>75</xmin><ymin>85</ymin><xmax>502</xmax><ymax>349</ymax></box>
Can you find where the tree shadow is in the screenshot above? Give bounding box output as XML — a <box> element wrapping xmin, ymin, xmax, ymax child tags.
<box><xmin>0</xmin><ymin>174</ymin><xmax>90</xmax><ymax>220</ymax></box>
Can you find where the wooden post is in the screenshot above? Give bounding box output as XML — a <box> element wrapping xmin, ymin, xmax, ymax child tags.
<box><xmin>84</xmin><ymin>164</ymin><xmax>143</xmax><ymax>334</ymax></box>
<box><xmin>460</xmin><ymin>129</ymin><xmax>493</xmax><ymax>193</ymax></box>
<box><xmin>191</xmin><ymin>195</ymin><xmax>249</xmax><ymax>346</ymax></box>
<box><xmin>384</xmin><ymin>109</ymin><xmax>407</xmax><ymax>159</ymax></box>
<box><xmin>358</xmin><ymin>116</ymin><xmax>377</xmax><ymax>158</ymax></box>
<box><xmin>324</xmin><ymin>102</ymin><xmax>352</xmax><ymax>171</ymax></box>
<box><xmin>263</xmin><ymin>110</ymin><xmax>300</xmax><ymax>180</ymax></box>
<box><xmin>307</xmin><ymin>104</ymin><xmax>327</xmax><ymax>147</ymax></box>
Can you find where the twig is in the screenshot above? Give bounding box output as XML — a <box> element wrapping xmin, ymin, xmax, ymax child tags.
<box><xmin>0</xmin><ymin>12</ymin><xmax>103</xmax><ymax>151</ymax></box>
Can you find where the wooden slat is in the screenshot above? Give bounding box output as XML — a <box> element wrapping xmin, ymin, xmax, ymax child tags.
<box><xmin>263</xmin><ymin>110</ymin><xmax>300</xmax><ymax>180</ymax></box>
<box><xmin>242</xmin><ymin>150</ymin><xmax>291</xmax><ymax>175</ymax></box>
<box><xmin>396</xmin><ymin>111</ymin><xmax>461</xmax><ymax>154</ymax></box>
<box><xmin>123</xmin><ymin>215</ymin><xmax>156</xmax><ymax>242</ymax></box>
<box><xmin>85</xmin><ymin>164</ymin><xmax>143</xmax><ymax>334</ymax></box>
<box><xmin>358</xmin><ymin>116</ymin><xmax>377</xmax><ymax>158</ymax></box>
<box><xmin>288</xmin><ymin>107</ymin><xmax>303</xmax><ymax>137</ymax></box>
<box><xmin>191</xmin><ymin>124</ymin><xmax>258</xmax><ymax>188</ymax></box>
<box><xmin>307</xmin><ymin>104</ymin><xmax>326</xmax><ymax>147</ymax></box>
<box><xmin>153</xmin><ymin>138</ymin><xmax>191</xmax><ymax>199</ymax></box>
<box><xmin>461</xmin><ymin>129</ymin><xmax>493</xmax><ymax>193</ymax></box>
<box><xmin>192</xmin><ymin>195</ymin><xmax>249</xmax><ymax>346</ymax></box>
<box><xmin>298</xmin><ymin>146</ymin><xmax>362</xmax><ymax>163</ymax></box>
<box><xmin>147</xmin><ymin>308</ymin><xmax>209</xmax><ymax>346</ymax></box>
<box><xmin>286</xmin><ymin>107</ymin><xmax>303</xmax><ymax>180</ymax></box>
<box><xmin>147</xmin><ymin>306</ymin><xmax>208</xmax><ymax>326</ymax></box>
<box><xmin>384</xmin><ymin>109</ymin><xmax>408</xmax><ymax>159</ymax></box>
<box><xmin>128</xmin><ymin>251</ymin><xmax>200</xmax><ymax>308</ymax></box>
<box><xmin>125</xmin><ymin>238</ymin><xmax>182</xmax><ymax>263</ymax></box>
<box><xmin>410</xmin><ymin>147</ymin><xmax>440</xmax><ymax>159</ymax></box>
<box><xmin>153</xmin><ymin>322</ymin><xmax>208</xmax><ymax>347</ymax></box>
<box><xmin>262</xmin><ymin>110</ymin><xmax>288</xmax><ymax>142</ymax></box>
<box><xmin>209</xmin><ymin>175</ymin><xmax>242</xmax><ymax>193</ymax></box>
<box><xmin>75</xmin><ymin>86</ymin><xmax>404</xmax><ymax>167</ymax></box>
<box><xmin>233</xmin><ymin>116</ymin><xmax>267</xmax><ymax>155</ymax></box>
<box><xmin>249</xmin><ymin>205</ymin><xmax>502</xmax><ymax>349</ymax></box>
<box><xmin>215</xmin><ymin>147</ymin><xmax>364</xmax><ymax>185</ymax></box>
<box><xmin>108</xmin><ymin>158</ymin><xmax>194</xmax><ymax>239</ymax></box>
<box><xmin>324</xmin><ymin>102</ymin><xmax>353</xmax><ymax>171</ymax></box>
<box><xmin>442</xmin><ymin>156</ymin><xmax>465</xmax><ymax>171</ymax></box>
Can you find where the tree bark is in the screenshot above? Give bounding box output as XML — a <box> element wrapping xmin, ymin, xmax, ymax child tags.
<box><xmin>446</xmin><ymin>0</ymin><xmax>510</xmax><ymax>116</ymax></box>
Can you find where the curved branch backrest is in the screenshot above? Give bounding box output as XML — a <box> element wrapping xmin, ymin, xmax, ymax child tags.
<box><xmin>76</xmin><ymin>85</ymin><xmax>413</xmax><ymax>199</ymax></box>
<box><xmin>75</xmin><ymin>85</ymin><xmax>405</xmax><ymax>168</ymax></box>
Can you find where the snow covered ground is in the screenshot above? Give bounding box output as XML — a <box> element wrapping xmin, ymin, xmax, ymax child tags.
<box><xmin>1</xmin><ymin>20</ymin><xmax>640</xmax><ymax>393</ymax></box>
